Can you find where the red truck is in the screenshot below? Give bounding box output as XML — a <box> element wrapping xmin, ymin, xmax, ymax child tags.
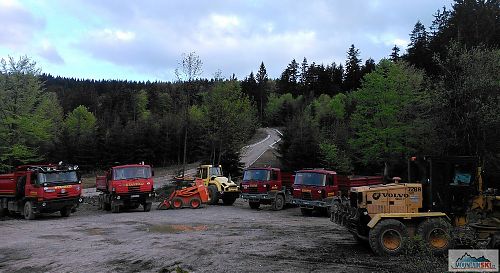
<box><xmin>240</xmin><ymin>167</ymin><xmax>294</xmax><ymax>210</ymax></box>
<box><xmin>0</xmin><ymin>163</ymin><xmax>83</xmax><ymax>220</ymax></box>
<box><xmin>292</xmin><ymin>169</ymin><xmax>383</xmax><ymax>216</ymax></box>
<box><xmin>96</xmin><ymin>164</ymin><xmax>154</xmax><ymax>213</ymax></box>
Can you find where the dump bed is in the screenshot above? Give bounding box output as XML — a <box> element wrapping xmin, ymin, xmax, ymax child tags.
<box><xmin>96</xmin><ymin>175</ymin><xmax>108</xmax><ymax>192</ymax></box>
<box><xmin>337</xmin><ymin>175</ymin><xmax>383</xmax><ymax>196</ymax></box>
<box><xmin>0</xmin><ymin>173</ymin><xmax>16</xmax><ymax>197</ymax></box>
<box><xmin>281</xmin><ymin>172</ymin><xmax>294</xmax><ymax>190</ymax></box>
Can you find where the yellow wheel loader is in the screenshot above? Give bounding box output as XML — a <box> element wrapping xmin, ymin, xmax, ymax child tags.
<box><xmin>332</xmin><ymin>156</ymin><xmax>499</xmax><ymax>256</ymax></box>
<box><xmin>196</xmin><ymin>165</ymin><xmax>240</xmax><ymax>205</ymax></box>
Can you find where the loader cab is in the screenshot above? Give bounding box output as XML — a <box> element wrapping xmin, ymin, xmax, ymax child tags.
<box><xmin>197</xmin><ymin>165</ymin><xmax>222</xmax><ymax>181</ymax></box>
<box><xmin>408</xmin><ymin>156</ymin><xmax>478</xmax><ymax>215</ymax></box>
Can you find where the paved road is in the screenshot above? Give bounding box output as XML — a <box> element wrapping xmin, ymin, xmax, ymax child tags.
<box><xmin>241</xmin><ymin>127</ymin><xmax>282</xmax><ymax>168</ymax></box>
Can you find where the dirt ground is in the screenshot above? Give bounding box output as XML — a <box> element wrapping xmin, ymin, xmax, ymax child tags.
<box><xmin>0</xmin><ymin>197</ymin><xmax>447</xmax><ymax>273</ymax></box>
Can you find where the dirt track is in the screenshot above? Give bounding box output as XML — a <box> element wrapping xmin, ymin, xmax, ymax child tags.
<box><xmin>0</xmin><ymin>198</ymin><xmax>447</xmax><ymax>273</ymax></box>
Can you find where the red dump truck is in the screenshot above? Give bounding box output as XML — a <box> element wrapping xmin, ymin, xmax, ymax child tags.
<box><xmin>96</xmin><ymin>164</ymin><xmax>154</xmax><ymax>213</ymax></box>
<box><xmin>292</xmin><ymin>169</ymin><xmax>383</xmax><ymax>216</ymax></box>
<box><xmin>240</xmin><ymin>167</ymin><xmax>294</xmax><ymax>210</ymax></box>
<box><xmin>0</xmin><ymin>163</ymin><xmax>83</xmax><ymax>220</ymax></box>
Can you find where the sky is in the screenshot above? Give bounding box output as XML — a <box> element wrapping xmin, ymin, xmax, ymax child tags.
<box><xmin>0</xmin><ymin>0</ymin><xmax>453</xmax><ymax>81</ymax></box>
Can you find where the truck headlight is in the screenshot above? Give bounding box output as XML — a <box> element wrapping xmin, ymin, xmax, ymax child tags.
<box><xmin>44</xmin><ymin>187</ymin><xmax>55</xmax><ymax>193</ymax></box>
<box><xmin>116</xmin><ymin>196</ymin><xmax>120</xmax><ymax>200</ymax></box>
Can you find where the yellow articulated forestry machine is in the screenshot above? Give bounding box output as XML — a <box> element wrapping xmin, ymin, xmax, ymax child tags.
<box><xmin>332</xmin><ymin>156</ymin><xmax>499</xmax><ymax>256</ymax></box>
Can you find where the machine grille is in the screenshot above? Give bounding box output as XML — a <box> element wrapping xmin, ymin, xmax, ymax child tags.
<box><xmin>128</xmin><ymin>185</ymin><xmax>141</xmax><ymax>193</ymax></box>
<box><xmin>248</xmin><ymin>187</ymin><xmax>259</xmax><ymax>194</ymax></box>
<box><xmin>301</xmin><ymin>192</ymin><xmax>312</xmax><ymax>200</ymax></box>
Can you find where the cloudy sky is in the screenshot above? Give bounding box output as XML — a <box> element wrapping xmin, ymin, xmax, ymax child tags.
<box><xmin>0</xmin><ymin>0</ymin><xmax>453</xmax><ymax>81</ymax></box>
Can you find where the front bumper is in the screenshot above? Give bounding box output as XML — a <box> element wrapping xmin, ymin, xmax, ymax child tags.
<box><xmin>292</xmin><ymin>198</ymin><xmax>328</xmax><ymax>208</ymax></box>
<box><xmin>112</xmin><ymin>192</ymin><xmax>154</xmax><ymax>205</ymax></box>
<box><xmin>241</xmin><ymin>192</ymin><xmax>277</xmax><ymax>201</ymax></box>
<box><xmin>35</xmin><ymin>197</ymin><xmax>82</xmax><ymax>213</ymax></box>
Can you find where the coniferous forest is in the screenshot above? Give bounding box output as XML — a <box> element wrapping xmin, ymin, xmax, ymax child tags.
<box><xmin>1</xmin><ymin>0</ymin><xmax>499</xmax><ymax>187</ymax></box>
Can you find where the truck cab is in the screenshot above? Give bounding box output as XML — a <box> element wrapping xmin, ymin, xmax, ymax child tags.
<box><xmin>195</xmin><ymin>165</ymin><xmax>240</xmax><ymax>205</ymax></box>
<box><xmin>0</xmin><ymin>164</ymin><xmax>83</xmax><ymax>220</ymax></box>
<box><xmin>292</xmin><ymin>169</ymin><xmax>383</xmax><ymax>216</ymax></box>
<box><xmin>96</xmin><ymin>164</ymin><xmax>154</xmax><ymax>213</ymax></box>
<box><xmin>240</xmin><ymin>167</ymin><xmax>293</xmax><ymax>210</ymax></box>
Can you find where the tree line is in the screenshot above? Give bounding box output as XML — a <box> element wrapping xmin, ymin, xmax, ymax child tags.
<box><xmin>0</xmin><ymin>0</ymin><xmax>498</xmax><ymax>185</ymax></box>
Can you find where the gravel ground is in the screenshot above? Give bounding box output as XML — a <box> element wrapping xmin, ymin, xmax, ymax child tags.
<box><xmin>0</xmin><ymin>197</ymin><xmax>447</xmax><ymax>273</ymax></box>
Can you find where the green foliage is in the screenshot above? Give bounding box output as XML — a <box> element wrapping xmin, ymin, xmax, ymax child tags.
<box><xmin>350</xmin><ymin>59</ymin><xmax>427</xmax><ymax>166</ymax></box>
<box><xmin>0</xmin><ymin>56</ymin><xmax>61</xmax><ymax>171</ymax></box>
<box><xmin>64</xmin><ymin>105</ymin><xmax>96</xmax><ymax>137</ymax></box>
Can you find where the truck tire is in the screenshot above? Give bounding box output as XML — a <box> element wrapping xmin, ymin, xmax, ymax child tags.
<box><xmin>104</xmin><ymin>201</ymin><xmax>111</xmax><ymax>211</ymax></box>
<box><xmin>416</xmin><ymin>218</ymin><xmax>453</xmax><ymax>255</ymax></box>
<box><xmin>207</xmin><ymin>185</ymin><xmax>219</xmax><ymax>205</ymax></box>
<box><xmin>60</xmin><ymin>207</ymin><xmax>71</xmax><ymax>217</ymax></box>
<box><xmin>222</xmin><ymin>197</ymin><xmax>236</xmax><ymax>206</ymax></box>
<box><xmin>272</xmin><ymin>194</ymin><xmax>285</xmax><ymax>211</ymax></box>
<box><xmin>189</xmin><ymin>198</ymin><xmax>202</xmax><ymax>209</ymax></box>
<box><xmin>369</xmin><ymin>219</ymin><xmax>409</xmax><ymax>256</ymax></box>
<box><xmin>143</xmin><ymin>202</ymin><xmax>152</xmax><ymax>212</ymax></box>
<box><xmin>97</xmin><ymin>196</ymin><xmax>103</xmax><ymax>210</ymax></box>
<box><xmin>249</xmin><ymin>201</ymin><xmax>260</xmax><ymax>209</ymax></box>
<box><xmin>111</xmin><ymin>202</ymin><xmax>120</xmax><ymax>213</ymax></box>
<box><xmin>24</xmin><ymin>201</ymin><xmax>35</xmax><ymax>220</ymax></box>
<box><xmin>300</xmin><ymin>208</ymin><xmax>312</xmax><ymax>216</ymax></box>
<box><xmin>172</xmin><ymin>197</ymin><xmax>184</xmax><ymax>209</ymax></box>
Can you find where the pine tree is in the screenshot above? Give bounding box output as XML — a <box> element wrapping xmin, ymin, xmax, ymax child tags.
<box><xmin>406</xmin><ymin>21</ymin><xmax>433</xmax><ymax>72</ymax></box>
<box><xmin>390</xmin><ymin>45</ymin><xmax>401</xmax><ymax>61</ymax></box>
<box><xmin>255</xmin><ymin>62</ymin><xmax>269</xmax><ymax>123</ymax></box>
<box><xmin>343</xmin><ymin>44</ymin><xmax>362</xmax><ymax>92</ymax></box>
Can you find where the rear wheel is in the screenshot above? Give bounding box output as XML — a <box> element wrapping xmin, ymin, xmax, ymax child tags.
<box><xmin>103</xmin><ymin>201</ymin><xmax>111</xmax><ymax>211</ymax></box>
<box><xmin>143</xmin><ymin>202</ymin><xmax>152</xmax><ymax>212</ymax></box>
<box><xmin>272</xmin><ymin>194</ymin><xmax>285</xmax><ymax>211</ymax></box>
<box><xmin>369</xmin><ymin>219</ymin><xmax>409</xmax><ymax>256</ymax></box>
<box><xmin>207</xmin><ymin>185</ymin><xmax>219</xmax><ymax>205</ymax></box>
<box><xmin>417</xmin><ymin>218</ymin><xmax>453</xmax><ymax>255</ymax></box>
<box><xmin>60</xmin><ymin>207</ymin><xmax>71</xmax><ymax>217</ymax></box>
<box><xmin>300</xmin><ymin>208</ymin><xmax>313</xmax><ymax>216</ymax></box>
<box><xmin>189</xmin><ymin>198</ymin><xmax>202</xmax><ymax>209</ymax></box>
<box><xmin>249</xmin><ymin>201</ymin><xmax>260</xmax><ymax>209</ymax></box>
<box><xmin>97</xmin><ymin>196</ymin><xmax>103</xmax><ymax>210</ymax></box>
<box><xmin>24</xmin><ymin>201</ymin><xmax>35</xmax><ymax>220</ymax></box>
<box><xmin>172</xmin><ymin>197</ymin><xmax>184</xmax><ymax>209</ymax></box>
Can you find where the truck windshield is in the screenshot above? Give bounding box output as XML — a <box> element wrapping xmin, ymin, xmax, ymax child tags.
<box><xmin>243</xmin><ymin>170</ymin><xmax>270</xmax><ymax>181</ymax></box>
<box><xmin>294</xmin><ymin>172</ymin><xmax>325</xmax><ymax>186</ymax></box>
<box><xmin>38</xmin><ymin>171</ymin><xmax>79</xmax><ymax>184</ymax></box>
<box><xmin>113</xmin><ymin>167</ymin><xmax>151</xmax><ymax>180</ymax></box>
<box><xmin>209</xmin><ymin>167</ymin><xmax>222</xmax><ymax>177</ymax></box>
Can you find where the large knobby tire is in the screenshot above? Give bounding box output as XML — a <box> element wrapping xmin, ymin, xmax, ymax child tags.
<box><xmin>143</xmin><ymin>202</ymin><xmax>152</xmax><ymax>212</ymax></box>
<box><xmin>24</xmin><ymin>201</ymin><xmax>35</xmax><ymax>220</ymax></box>
<box><xmin>272</xmin><ymin>194</ymin><xmax>285</xmax><ymax>211</ymax></box>
<box><xmin>417</xmin><ymin>218</ymin><xmax>453</xmax><ymax>255</ymax></box>
<box><xmin>369</xmin><ymin>219</ymin><xmax>409</xmax><ymax>256</ymax></box>
<box><xmin>222</xmin><ymin>197</ymin><xmax>236</xmax><ymax>206</ymax></box>
<box><xmin>172</xmin><ymin>197</ymin><xmax>184</xmax><ymax>209</ymax></box>
<box><xmin>189</xmin><ymin>198</ymin><xmax>202</xmax><ymax>209</ymax></box>
<box><xmin>60</xmin><ymin>207</ymin><xmax>71</xmax><ymax>217</ymax></box>
<box><xmin>111</xmin><ymin>201</ymin><xmax>120</xmax><ymax>213</ymax></box>
<box><xmin>207</xmin><ymin>185</ymin><xmax>219</xmax><ymax>205</ymax></box>
<box><xmin>249</xmin><ymin>201</ymin><xmax>260</xmax><ymax>209</ymax></box>
<box><xmin>300</xmin><ymin>208</ymin><xmax>313</xmax><ymax>216</ymax></box>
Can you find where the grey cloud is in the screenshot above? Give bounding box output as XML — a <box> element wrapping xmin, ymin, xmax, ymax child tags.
<box><xmin>0</xmin><ymin>3</ymin><xmax>45</xmax><ymax>48</ymax></box>
<box><xmin>70</xmin><ymin>0</ymin><xmax>452</xmax><ymax>80</ymax></box>
<box><xmin>38</xmin><ymin>44</ymin><xmax>65</xmax><ymax>65</ymax></box>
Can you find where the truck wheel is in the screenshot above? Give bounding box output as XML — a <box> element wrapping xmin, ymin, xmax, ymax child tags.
<box><xmin>300</xmin><ymin>208</ymin><xmax>312</xmax><ymax>216</ymax></box>
<box><xmin>222</xmin><ymin>197</ymin><xmax>236</xmax><ymax>206</ymax></box>
<box><xmin>249</xmin><ymin>201</ymin><xmax>260</xmax><ymax>209</ymax></box>
<box><xmin>143</xmin><ymin>202</ymin><xmax>152</xmax><ymax>212</ymax></box>
<box><xmin>272</xmin><ymin>194</ymin><xmax>285</xmax><ymax>211</ymax></box>
<box><xmin>189</xmin><ymin>198</ymin><xmax>202</xmax><ymax>209</ymax></box>
<box><xmin>97</xmin><ymin>196</ymin><xmax>103</xmax><ymax>210</ymax></box>
<box><xmin>60</xmin><ymin>207</ymin><xmax>71</xmax><ymax>217</ymax></box>
<box><xmin>369</xmin><ymin>219</ymin><xmax>409</xmax><ymax>256</ymax></box>
<box><xmin>416</xmin><ymin>218</ymin><xmax>453</xmax><ymax>255</ymax></box>
<box><xmin>111</xmin><ymin>202</ymin><xmax>120</xmax><ymax>213</ymax></box>
<box><xmin>23</xmin><ymin>201</ymin><xmax>36</xmax><ymax>220</ymax></box>
<box><xmin>172</xmin><ymin>197</ymin><xmax>184</xmax><ymax>209</ymax></box>
<box><xmin>207</xmin><ymin>185</ymin><xmax>219</xmax><ymax>205</ymax></box>
<box><xmin>104</xmin><ymin>201</ymin><xmax>111</xmax><ymax>211</ymax></box>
